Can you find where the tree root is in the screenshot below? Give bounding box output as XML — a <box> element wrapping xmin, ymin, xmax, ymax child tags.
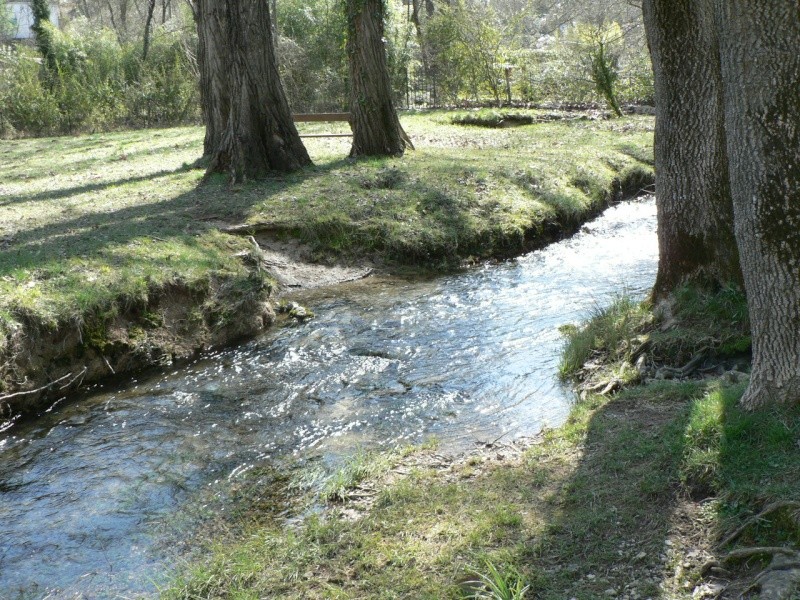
<box><xmin>697</xmin><ymin>502</ymin><xmax>800</xmax><ymax>598</ymax></box>
<box><xmin>719</xmin><ymin>501</ymin><xmax>800</xmax><ymax>548</ymax></box>
<box><xmin>221</xmin><ymin>221</ymin><xmax>293</xmax><ymax>235</ymax></box>
<box><xmin>700</xmin><ymin>546</ymin><xmax>800</xmax><ymax>599</ymax></box>
<box><xmin>656</xmin><ymin>351</ymin><xmax>707</xmax><ymax>378</ymax></box>
<box><xmin>0</xmin><ymin>367</ymin><xmax>87</xmax><ymax>402</ymax></box>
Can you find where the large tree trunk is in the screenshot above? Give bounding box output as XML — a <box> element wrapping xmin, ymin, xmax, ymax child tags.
<box><xmin>346</xmin><ymin>0</ymin><xmax>413</xmax><ymax>157</ymax></box>
<box><xmin>715</xmin><ymin>0</ymin><xmax>800</xmax><ymax>409</ymax></box>
<box><xmin>196</xmin><ymin>0</ymin><xmax>230</xmax><ymax>158</ymax></box>
<box><xmin>642</xmin><ymin>0</ymin><xmax>741</xmax><ymax>300</ymax></box>
<box><xmin>201</xmin><ymin>0</ymin><xmax>311</xmax><ymax>180</ymax></box>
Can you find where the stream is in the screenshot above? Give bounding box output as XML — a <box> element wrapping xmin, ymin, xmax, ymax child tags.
<box><xmin>0</xmin><ymin>197</ymin><xmax>658</xmax><ymax>599</ymax></box>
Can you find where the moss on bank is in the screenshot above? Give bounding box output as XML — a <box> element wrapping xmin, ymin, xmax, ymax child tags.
<box><xmin>164</xmin><ymin>288</ymin><xmax>800</xmax><ymax>599</ymax></box>
<box><xmin>0</xmin><ymin>111</ymin><xmax>653</xmax><ymax>419</ymax></box>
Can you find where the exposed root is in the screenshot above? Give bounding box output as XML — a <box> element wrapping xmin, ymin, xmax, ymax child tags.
<box><xmin>221</xmin><ymin>221</ymin><xmax>292</xmax><ymax>235</ymax></box>
<box><xmin>719</xmin><ymin>501</ymin><xmax>800</xmax><ymax>548</ymax></box>
<box><xmin>701</xmin><ymin>546</ymin><xmax>800</xmax><ymax>600</ymax></box>
<box><xmin>0</xmin><ymin>368</ymin><xmax>87</xmax><ymax>402</ymax></box>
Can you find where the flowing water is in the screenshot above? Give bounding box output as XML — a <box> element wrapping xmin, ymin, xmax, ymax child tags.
<box><xmin>0</xmin><ymin>198</ymin><xmax>658</xmax><ymax>599</ymax></box>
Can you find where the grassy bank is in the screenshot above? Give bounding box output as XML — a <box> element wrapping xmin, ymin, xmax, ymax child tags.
<box><xmin>164</xmin><ymin>289</ymin><xmax>800</xmax><ymax>599</ymax></box>
<box><xmin>0</xmin><ymin>110</ymin><xmax>653</xmax><ymax>418</ymax></box>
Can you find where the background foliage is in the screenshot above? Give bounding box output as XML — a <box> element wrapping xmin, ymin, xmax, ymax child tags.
<box><xmin>0</xmin><ymin>0</ymin><xmax>653</xmax><ymax>137</ymax></box>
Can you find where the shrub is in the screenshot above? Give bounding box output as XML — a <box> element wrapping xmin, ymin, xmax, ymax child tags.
<box><xmin>0</xmin><ymin>21</ymin><xmax>199</xmax><ymax>137</ymax></box>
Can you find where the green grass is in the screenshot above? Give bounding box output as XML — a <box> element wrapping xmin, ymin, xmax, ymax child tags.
<box><xmin>321</xmin><ymin>446</ymin><xmax>414</xmax><ymax>502</ymax></box>
<box><xmin>0</xmin><ymin>110</ymin><xmax>653</xmax><ymax>402</ymax></box>
<box><xmin>559</xmin><ymin>284</ymin><xmax>751</xmax><ymax>384</ymax></box>
<box><xmin>558</xmin><ymin>295</ymin><xmax>652</xmax><ymax>379</ymax></box>
<box><xmin>163</xmin><ymin>284</ymin><xmax>798</xmax><ymax>599</ymax></box>
<box><xmin>1</xmin><ymin>113</ymin><xmax>654</xmax><ymax>319</ymax></box>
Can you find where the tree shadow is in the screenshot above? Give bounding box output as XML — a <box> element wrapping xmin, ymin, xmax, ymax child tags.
<box><xmin>0</xmin><ymin>156</ymin><xmax>354</xmax><ymax>281</ymax></box>
<box><xmin>520</xmin><ymin>382</ymin><xmax>699</xmax><ymax>598</ymax></box>
<box><xmin>1</xmin><ymin>166</ymin><xmax>197</xmax><ymax>207</ymax></box>
<box><xmin>513</xmin><ymin>378</ymin><xmax>800</xmax><ymax>599</ymax></box>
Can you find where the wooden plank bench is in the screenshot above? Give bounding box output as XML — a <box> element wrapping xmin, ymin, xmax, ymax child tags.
<box><xmin>293</xmin><ymin>113</ymin><xmax>352</xmax><ymax>138</ymax></box>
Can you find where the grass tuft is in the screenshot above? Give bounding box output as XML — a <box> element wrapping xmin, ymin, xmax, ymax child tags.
<box><xmin>464</xmin><ymin>560</ymin><xmax>531</xmax><ymax>600</ymax></box>
<box><xmin>451</xmin><ymin>110</ymin><xmax>537</xmax><ymax>128</ymax></box>
<box><xmin>559</xmin><ymin>295</ymin><xmax>652</xmax><ymax>379</ymax></box>
<box><xmin>650</xmin><ymin>284</ymin><xmax>750</xmax><ymax>363</ymax></box>
<box><xmin>321</xmin><ymin>448</ymin><xmax>397</xmax><ymax>502</ymax></box>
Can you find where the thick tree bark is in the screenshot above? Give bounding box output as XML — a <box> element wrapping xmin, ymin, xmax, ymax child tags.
<box><xmin>346</xmin><ymin>0</ymin><xmax>413</xmax><ymax>157</ymax></box>
<box><xmin>199</xmin><ymin>0</ymin><xmax>311</xmax><ymax>180</ymax></box>
<box><xmin>196</xmin><ymin>0</ymin><xmax>229</xmax><ymax>157</ymax></box>
<box><xmin>642</xmin><ymin>0</ymin><xmax>741</xmax><ymax>300</ymax></box>
<box><xmin>715</xmin><ymin>0</ymin><xmax>800</xmax><ymax>408</ymax></box>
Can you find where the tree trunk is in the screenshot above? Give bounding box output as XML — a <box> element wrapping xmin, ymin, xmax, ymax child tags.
<box><xmin>410</xmin><ymin>0</ymin><xmax>430</xmax><ymax>75</ymax></box>
<box><xmin>270</xmin><ymin>0</ymin><xmax>278</xmax><ymax>54</ymax></box>
<box><xmin>346</xmin><ymin>0</ymin><xmax>413</xmax><ymax>157</ymax></box>
<box><xmin>642</xmin><ymin>0</ymin><xmax>741</xmax><ymax>300</ymax></box>
<box><xmin>118</xmin><ymin>0</ymin><xmax>129</xmax><ymax>39</ymax></box>
<box><xmin>715</xmin><ymin>0</ymin><xmax>800</xmax><ymax>408</ymax></box>
<box><xmin>195</xmin><ymin>0</ymin><xmax>229</xmax><ymax>158</ymax></box>
<box><xmin>199</xmin><ymin>0</ymin><xmax>311</xmax><ymax>180</ymax></box>
<box><xmin>142</xmin><ymin>0</ymin><xmax>156</xmax><ymax>61</ymax></box>
<box><xmin>30</xmin><ymin>0</ymin><xmax>55</xmax><ymax>70</ymax></box>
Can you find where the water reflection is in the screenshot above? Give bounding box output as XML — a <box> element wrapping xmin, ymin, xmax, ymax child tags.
<box><xmin>0</xmin><ymin>198</ymin><xmax>657</xmax><ymax>598</ymax></box>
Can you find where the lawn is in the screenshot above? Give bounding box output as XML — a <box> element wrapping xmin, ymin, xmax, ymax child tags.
<box><xmin>0</xmin><ymin>110</ymin><xmax>654</xmax><ymax>414</ymax></box>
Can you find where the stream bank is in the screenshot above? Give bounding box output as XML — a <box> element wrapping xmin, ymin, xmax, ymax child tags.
<box><xmin>0</xmin><ymin>112</ymin><xmax>654</xmax><ymax>426</ymax></box>
<box><xmin>165</xmin><ymin>276</ymin><xmax>800</xmax><ymax>600</ymax></box>
<box><xmin>0</xmin><ymin>196</ymin><xmax>660</xmax><ymax>597</ymax></box>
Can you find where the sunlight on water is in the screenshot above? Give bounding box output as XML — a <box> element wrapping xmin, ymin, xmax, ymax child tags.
<box><xmin>0</xmin><ymin>197</ymin><xmax>657</xmax><ymax>598</ymax></box>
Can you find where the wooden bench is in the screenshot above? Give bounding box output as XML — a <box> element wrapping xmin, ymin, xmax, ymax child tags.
<box><xmin>293</xmin><ymin>113</ymin><xmax>352</xmax><ymax>138</ymax></box>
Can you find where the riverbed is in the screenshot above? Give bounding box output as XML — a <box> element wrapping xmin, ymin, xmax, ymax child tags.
<box><xmin>0</xmin><ymin>197</ymin><xmax>658</xmax><ymax>598</ymax></box>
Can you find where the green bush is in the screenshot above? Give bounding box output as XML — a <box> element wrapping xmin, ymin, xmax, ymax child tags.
<box><xmin>0</xmin><ymin>21</ymin><xmax>199</xmax><ymax>137</ymax></box>
<box><xmin>0</xmin><ymin>46</ymin><xmax>58</xmax><ymax>135</ymax></box>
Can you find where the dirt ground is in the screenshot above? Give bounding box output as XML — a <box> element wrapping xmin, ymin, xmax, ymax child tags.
<box><xmin>254</xmin><ymin>234</ymin><xmax>376</xmax><ymax>291</ymax></box>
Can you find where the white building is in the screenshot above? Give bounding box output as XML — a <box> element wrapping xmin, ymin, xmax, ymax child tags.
<box><xmin>4</xmin><ymin>2</ymin><xmax>60</xmax><ymax>40</ymax></box>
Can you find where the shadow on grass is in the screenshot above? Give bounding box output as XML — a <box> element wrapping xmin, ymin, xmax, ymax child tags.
<box><xmin>1</xmin><ymin>165</ymin><xmax>198</xmax><ymax>206</ymax></box>
<box><xmin>520</xmin><ymin>382</ymin><xmax>700</xmax><ymax>599</ymax></box>
<box><xmin>0</xmin><ymin>158</ymin><xmax>353</xmax><ymax>280</ymax></box>
<box><xmin>515</xmin><ymin>379</ymin><xmax>800</xmax><ymax>598</ymax></box>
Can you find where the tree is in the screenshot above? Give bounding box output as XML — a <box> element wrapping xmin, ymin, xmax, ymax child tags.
<box><xmin>644</xmin><ymin>0</ymin><xmax>800</xmax><ymax>409</ymax></box>
<box><xmin>195</xmin><ymin>0</ymin><xmax>229</xmax><ymax>157</ymax></box>
<box><xmin>345</xmin><ymin>0</ymin><xmax>413</xmax><ymax>157</ymax></box>
<box><xmin>142</xmin><ymin>0</ymin><xmax>157</xmax><ymax>60</ymax></box>
<box><xmin>197</xmin><ymin>0</ymin><xmax>311</xmax><ymax>180</ymax></box>
<box><xmin>30</xmin><ymin>0</ymin><xmax>55</xmax><ymax>70</ymax></box>
<box><xmin>715</xmin><ymin>0</ymin><xmax>800</xmax><ymax>409</ymax></box>
<box><xmin>642</xmin><ymin>0</ymin><xmax>741</xmax><ymax>299</ymax></box>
